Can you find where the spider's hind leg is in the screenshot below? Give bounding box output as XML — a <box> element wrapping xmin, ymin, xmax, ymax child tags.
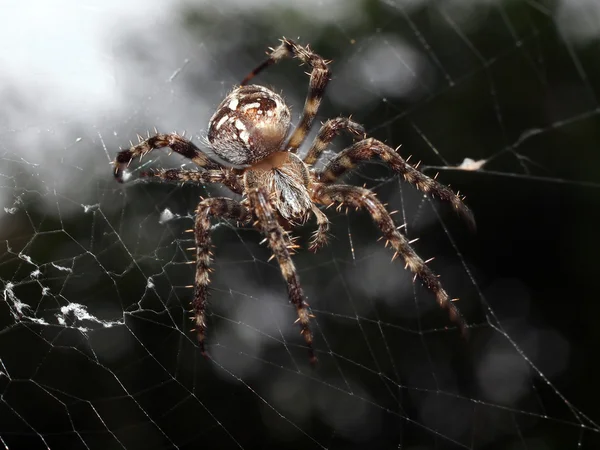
<box><xmin>314</xmin><ymin>184</ymin><xmax>468</xmax><ymax>335</ymax></box>
<box><xmin>248</xmin><ymin>188</ymin><xmax>317</xmax><ymax>364</ymax></box>
<box><xmin>191</xmin><ymin>197</ymin><xmax>251</xmax><ymax>357</ymax></box>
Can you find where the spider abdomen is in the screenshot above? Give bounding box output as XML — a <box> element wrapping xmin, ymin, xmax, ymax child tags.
<box><xmin>207</xmin><ymin>85</ymin><xmax>291</xmax><ymax>166</ymax></box>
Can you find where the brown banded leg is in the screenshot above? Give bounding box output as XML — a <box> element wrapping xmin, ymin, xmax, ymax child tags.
<box><xmin>113</xmin><ymin>133</ymin><xmax>220</xmax><ymax>182</ymax></box>
<box><xmin>308</xmin><ymin>204</ymin><xmax>330</xmax><ymax>252</ymax></box>
<box><xmin>241</xmin><ymin>38</ymin><xmax>331</xmax><ymax>153</ymax></box>
<box><xmin>317</xmin><ymin>138</ymin><xmax>475</xmax><ymax>229</ymax></box>
<box><xmin>140</xmin><ymin>168</ymin><xmax>244</xmax><ymax>194</ymax></box>
<box><xmin>248</xmin><ymin>188</ymin><xmax>317</xmax><ymax>364</ymax></box>
<box><xmin>303</xmin><ymin>117</ymin><xmax>365</xmax><ymax>166</ymax></box>
<box><xmin>314</xmin><ymin>184</ymin><xmax>468</xmax><ymax>335</ymax></box>
<box><xmin>192</xmin><ymin>197</ymin><xmax>251</xmax><ymax>357</ymax></box>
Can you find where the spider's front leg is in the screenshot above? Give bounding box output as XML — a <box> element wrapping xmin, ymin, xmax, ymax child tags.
<box><xmin>140</xmin><ymin>168</ymin><xmax>244</xmax><ymax>194</ymax></box>
<box><xmin>191</xmin><ymin>197</ymin><xmax>251</xmax><ymax>357</ymax></box>
<box><xmin>112</xmin><ymin>132</ymin><xmax>220</xmax><ymax>182</ymax></box>
<box><xmin>318</xmin><ymin>137</ymin><xmax>475</xmax><ymax>230</ymax></box>
<box><xmin>303</xmin><ymin>117</ymin><xmax>365</xmax><ymax>166</ymax></box>
<box><xmin>308</xmin><ymin>204</ymin><xmax>330</xmax><ymax>252</ymax></box>
<box><xmin>241</xmin><ymin>37</ymin><xmax>331</xmax><ymax>152</ymax></box>
<box><xmin>248</xmin><ymin>188</ymin><xmax>317</xmax><ymax>364</ymax></box>
<box><xmin>314</xmin><ymin>184</ymin><xmax>468</xmax><ymax>335</ymax></box>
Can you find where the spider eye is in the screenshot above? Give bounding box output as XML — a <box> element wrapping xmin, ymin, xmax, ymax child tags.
<box><xmin>207</xmin><ymin>85</ymin><xmax>291</xmax><ymax>165</ymax></box>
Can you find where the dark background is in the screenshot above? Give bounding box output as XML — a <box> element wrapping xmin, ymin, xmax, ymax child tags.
<box><xmin>1</xmin><ymin>0</ymin><xmax>599</xmax><ymax>448</ymax></box>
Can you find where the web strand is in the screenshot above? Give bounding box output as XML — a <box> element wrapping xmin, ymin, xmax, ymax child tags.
<box><xmin>1</xmin><ymin>1</ymin><xmax>600</xmax><ymax>449</ymax></box>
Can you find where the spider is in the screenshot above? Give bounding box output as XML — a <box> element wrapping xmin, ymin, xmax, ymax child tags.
<box><xmin>112</xmin><ymin>38</ymin><xmax>474</xmax><ymax>365</ymax></box>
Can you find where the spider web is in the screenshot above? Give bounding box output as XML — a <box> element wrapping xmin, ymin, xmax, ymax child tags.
<box><xmin>1</xmin><ymin>0</ymin><xmax>599</xmax><ymax>448</ymax></box>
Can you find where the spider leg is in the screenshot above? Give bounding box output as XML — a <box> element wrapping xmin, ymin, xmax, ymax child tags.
<box><xmin>308</xmin><ymin>204</ymin><xmax>330</xmax><ymax>252</ymax></box>
<box><xmin>317</xmin><ymin>138</ymin><xmax>475</xmax><ymax>230</ymax></box>
<box><xmin>248</xmin><ymin>188</ymin><xmax>317</xmax><ymax>364</ymax></box>
<box><xmin>314</xmin><ymin>184</ymin><xmax>467</xmax><ymax>335</ymax></box>
<box><xmin>191</xmin><ymin>197</ymin><xmax>251</xmax><ymax>357</ymax></box>
<box><xmin>241</xmin><ymin>38</ymin><xmax>331</xmax><ymax>153</ymax></box>
<box><xmin>140</xmin><ymin>168</ymin><xmax>244</xmax><ymax>194</ymax></box>
<box><xmin>113</xmin><ymin>133</ymin><xmax>221</xmax><ymax>182</ymax></box>
<box><xmin>303</xmin><ymin>117</ymin><xmax>365</xmax><ymax>166</ymax></box>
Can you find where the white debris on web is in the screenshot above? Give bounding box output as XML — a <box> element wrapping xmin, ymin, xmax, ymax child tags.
<box><xmin>120</xmin><ymin>170</ymin><xmax>132</xmax><ymax>183</ymax></box>
<box><xmin>56</xmin><ymin>303</ymin><xmax>123</xmax><ymax>331</ymax></box>
<box><xmin>159</xmin><ymin>208</ymin><xmax>177</xmax><ymax>224</ymax></box>
<box><xmin>3</xmin><ymin>196</ymin><xmax>23</xmax><ymax>215</ymax></box>
<box><xmin>458</xmin><ymin>157</ymin><xmax>487</xmax><ymax>171</ymax></box>
<box><xmin>82</xmin><ymin>203</ymin><xmax>100</xmax><ymax>213</ymax></box>
<box><xmin>3</xmin><ymin>282</ymin><xmax>33</xmax><ymax>319</ymax></box>
<box><xmin>19</xmin><ymin>253</ymin><xmax>33</xmax><ymax>265</ymax></box>
<box><xmin>51</xmin><ymin>262</ymin><xmax>73</xmax><ymax>273</ymax></box>
<box><xmin>3</xmin><ymin>283</ymin><xmax>47</xmax><ymax>325</ymax></box>
<box><xmin>0</xmin><ymin>1</ymin><xmax>599</xmax><ymax>448</ymax></box>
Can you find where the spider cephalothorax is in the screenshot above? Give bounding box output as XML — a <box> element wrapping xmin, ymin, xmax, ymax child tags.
<box><xmin>113</xmin><ymin>38</ymin><xmax>474</xmax><ymax>364</ymax></box>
